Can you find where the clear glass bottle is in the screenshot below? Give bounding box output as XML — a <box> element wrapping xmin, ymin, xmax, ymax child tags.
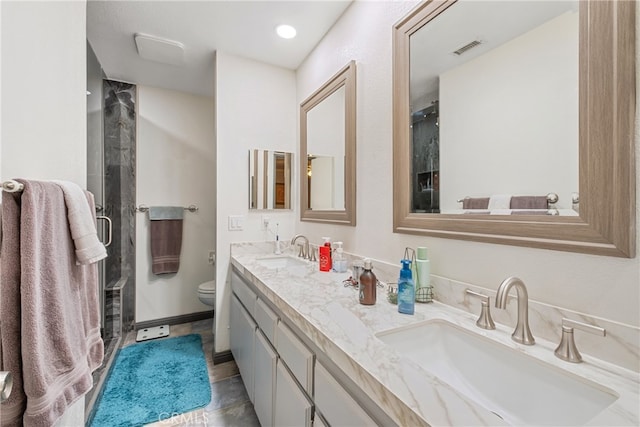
<box><xmin>333</xmin><ymin>247</ymin><xmax>348</xmax><ymax>273</ymax></box>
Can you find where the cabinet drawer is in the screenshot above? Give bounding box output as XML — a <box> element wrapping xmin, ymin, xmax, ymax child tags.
<box><xmin>231</xmin><ymin>271</ymin><xmax>257</xmax><ymax>317</ymax></box>
<box><xmin>255</xmin><ymin>298</ymin><xmax>278</xmax><ymax>345</ymax></box>
<box><xmin>315</xmin><ymin>362</ymin><xmax>376</xmax><ymax>426</ymax></box>
<box><xmin>276</xmin><ymin>320</ymin><xmax>314</xmax><ymax>393</ymax></box>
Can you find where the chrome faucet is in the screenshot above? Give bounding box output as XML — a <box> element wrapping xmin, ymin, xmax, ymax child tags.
<box><xmin>290</xmin><ymin>234</ymin><xmax>310</xmax><ymax>260</ymax></box>
<box><xmin>494</xmin><ymin>277</ymin><xmax>535</xmax><ymax>345</ymax></box>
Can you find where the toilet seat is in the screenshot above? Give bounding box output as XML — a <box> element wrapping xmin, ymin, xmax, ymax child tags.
<box><xmin>198</xmin><ymin>280</ymin><xmax>216</xmax><ymax>294</ymax></box>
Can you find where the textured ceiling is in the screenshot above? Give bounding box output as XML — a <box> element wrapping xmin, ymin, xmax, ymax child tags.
<box><xmin>87</xmin><ymin>1</ymin><xmax>352</xmax><ymax>97</ymax></box>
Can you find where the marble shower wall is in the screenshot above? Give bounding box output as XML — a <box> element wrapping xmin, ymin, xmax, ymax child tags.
<box><xmin>103</xmin><ymin>80</ymin><xmax>136</xmax><ymax>335</ymax></box>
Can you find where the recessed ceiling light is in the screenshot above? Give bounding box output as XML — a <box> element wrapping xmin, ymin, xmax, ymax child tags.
<box><xmin>276</xmin><ymin>25</ymin><xmax>297</xmax><ymax>39</ymax></box>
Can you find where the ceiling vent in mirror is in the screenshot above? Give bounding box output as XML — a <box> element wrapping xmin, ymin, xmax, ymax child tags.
<box><xmin>134</xmin><ymin>33</ymin><xmax>185</xmax><ymax>66</ymax></box>
<box><xmin>452</xmin><ymin>40</ymin><xmax>483</xmax><ymax>56</ymax></box>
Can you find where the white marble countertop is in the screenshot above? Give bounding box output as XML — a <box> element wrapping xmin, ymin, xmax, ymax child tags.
<box><xmin>230</xmin><ymin>242</ymin><xmax>640</xmax><ymax>426</ymax></box>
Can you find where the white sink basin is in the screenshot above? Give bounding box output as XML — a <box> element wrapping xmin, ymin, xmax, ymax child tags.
<box><xmin>376</xmin><ymin>320</ymin><xmax>618</xmax><ymax>425</ymax></box>
<box><xmin>256</xmin><ymin>255</ymin><xmax>308</xmax><ymax>270</ymax></box>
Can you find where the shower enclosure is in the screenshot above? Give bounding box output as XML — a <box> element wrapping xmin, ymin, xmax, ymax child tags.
<box><xmin>85</xmin><ymin>41</ymin><xmax>137</xmax><ymax>416</ymax></box>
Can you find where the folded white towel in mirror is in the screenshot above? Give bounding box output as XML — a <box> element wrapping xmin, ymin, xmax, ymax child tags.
<box><xmin>488</xmin><ymin>194</ymin><xmax>512</xmax><ymax>210</ymax></box>
<box><xmin>490</xmin><ymin>209</ymin><xmax>512</xmax><ymax>215</ymax></box>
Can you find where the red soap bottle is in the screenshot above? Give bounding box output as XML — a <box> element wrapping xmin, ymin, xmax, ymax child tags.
<box><xmin>319</xmin><ymin>237</ymin><xmax>332</xmax><ymax>272</ymax></box>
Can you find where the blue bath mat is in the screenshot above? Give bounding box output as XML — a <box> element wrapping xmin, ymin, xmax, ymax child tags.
<box><xmin>90</xmin><ymin>334</ymin><xmax>211</xmax><ymax>427</ymax></box>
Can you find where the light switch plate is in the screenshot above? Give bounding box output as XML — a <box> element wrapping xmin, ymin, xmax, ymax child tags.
<box><xmin>228</xmin><ymin>215</ymin><xmax>245</xmax><ymax>231</ymax></box>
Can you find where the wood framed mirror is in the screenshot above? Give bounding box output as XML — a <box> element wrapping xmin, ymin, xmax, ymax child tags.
<box><xmin>301</xmin><ymin>60</ymin><xmax>356</xmax><ymax>225</ymax></box>
<box><xmin>393</xmin><ymin>0</ymin><xmax>635</xmax><ymax>257</ymax></box>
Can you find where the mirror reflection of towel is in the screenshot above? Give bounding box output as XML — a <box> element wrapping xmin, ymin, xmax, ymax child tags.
<box><xmin>510</xmin><ymin>196</ymin><xmax>548</xmax><ymax>209</ymax></box>
<box><xmin>488</xmin><ymin>194</ymin><xmax>512</xmax><ymax>210</ymax></box>
<box><xmin>149</xmin><ymin>207</ymin><xmax>184</xmax><ymax>275</ymax></box>
<box><xmin>462</xmin><ymin>197</ymin><xmax>489</xmax><ymax>209</ymax></box>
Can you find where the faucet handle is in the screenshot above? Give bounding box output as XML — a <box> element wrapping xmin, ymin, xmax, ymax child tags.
<box><xmin>465</xmin><ymin>289</ymin><xmax>496</xmax><ymax>330</ymax></box>
<box><xmin>296</xmin><ymin>243</ymin><xmax>306</xmax><ymax>259</ymax></box>
<box><xmin>554</xmin><ymin>318</ymin><xmax>605</xmax><ymax>363</ymax></box>
<box><xmin>309</xmin><ymin>246</ymin><xmax>317</xmax><ymax>262</ymax></box>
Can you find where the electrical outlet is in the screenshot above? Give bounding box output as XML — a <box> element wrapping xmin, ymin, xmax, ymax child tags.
<box><xmin>208</xmin><ymin>250</ymin><xmax>215</xmax><ymax>265</ymax></box>
<box><xmin>261</xmin><ymin>215</ymin><xmax>270</xmax><ymax>231</ymax></box>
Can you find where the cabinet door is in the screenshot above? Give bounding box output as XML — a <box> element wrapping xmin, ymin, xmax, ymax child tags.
<box><xmin>254</xmin><ymin>329</ymin><xmax>277</xmax><ymax>427</ymax></box>
<box><xmin>276</xmin><ymin>320</ymin><xmax>314</xmax><ymax>393</ymax></box>
<box><xmin>275</xmin><ymin>361</ymin><xmax>313</xmax><ymax>427</ymax></box>
<box><xmin>230</xmin><ymin>294</ymin><xmax>257</xmax><ymax>402</ymax></box>
<box><xmin>315</xmin><ymin>362</ymin><xmax>376</xmax><ymax>426</ymax></box>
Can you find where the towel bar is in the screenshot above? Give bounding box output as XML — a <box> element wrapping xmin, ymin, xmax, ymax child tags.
<box><xmin>136</xmin><ymin>204</ymin><xmax>199</xmax><ymax>213</ymax></box>
<box><xmin>1</xmin><ymin>180</ymin><xmax>24</xmax><ymax>193</ymax></box>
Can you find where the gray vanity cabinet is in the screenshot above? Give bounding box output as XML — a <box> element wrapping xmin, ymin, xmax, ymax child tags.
<box><xmin>230</xmin><ymin>268</ymin><xmax>386</xmax><ymax>427</ymax></box>
<box><xmin>230</xmin><ymin>294</ymin><xmax>256</xmax><ymax>403</ymax></box>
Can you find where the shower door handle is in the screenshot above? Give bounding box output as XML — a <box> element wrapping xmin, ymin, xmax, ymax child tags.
<box><xmin>97</xmin><ymin>216</ymin><xmax>112</xmax><ymax>247</ymax></box>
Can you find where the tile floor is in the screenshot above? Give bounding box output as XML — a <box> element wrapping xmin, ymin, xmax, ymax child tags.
<box><xmin>119</xmin><ymin>319</ymin><xmax>260</xmax><ymax>427</ymax></box>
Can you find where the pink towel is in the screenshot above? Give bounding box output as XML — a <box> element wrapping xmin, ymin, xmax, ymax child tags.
<box><xmin>0</xmin><ymin>180</ymin><xmax>104</xmax><ymax>426</ymax></box>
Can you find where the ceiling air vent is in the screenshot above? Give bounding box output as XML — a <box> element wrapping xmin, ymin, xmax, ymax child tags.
<box><xmin>453</xmin><ymin>40</ymin><xmax>483</xmax><ymax>56</ymax></box>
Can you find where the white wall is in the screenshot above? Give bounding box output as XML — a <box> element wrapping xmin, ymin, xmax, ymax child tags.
<box><xmin>136</xmin><ymin>85</ymin><xmax>216</xmax><ymax>322</ymax></box>
<box><xmin>296</xmin><ymin>0</ymin><xmax>640</xmax><ymax>329</ymax></box>
<box><xmin>440</xmin><ymin>12</ymin><xmax>578</xmax><ymax>211</ymax></box>
<box><xmin>1</xmin><ymin>0</ymin><xmax>87</xmax><ymax>186</ymax></box>
<box><xmin>215</xmin><ymin>51</ymin><xmax>297</xmax><ymax>353</ymax></box>
<box><xmin>1</xmin><ymin>1</ymin><xmax>88</xmax><ymax>425</ymax></box>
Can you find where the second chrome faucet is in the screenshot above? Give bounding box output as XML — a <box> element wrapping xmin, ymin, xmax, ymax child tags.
<box><xmin>495</xmin><ymin>276</ymin><xmax>535</xmax><ymax>345</ymax></box>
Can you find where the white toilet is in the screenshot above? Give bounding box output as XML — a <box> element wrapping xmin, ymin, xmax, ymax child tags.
<box><xmin>197</xmin><ymin>280</ymin><xmax>216</xmax><ymax>308</ymax></box>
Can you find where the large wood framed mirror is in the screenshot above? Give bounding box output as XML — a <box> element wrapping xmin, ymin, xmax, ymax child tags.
<box><xmin>301</xmin><ymin>60</ymin><xmax>356</xmax><ymax>225</ymax></box>
<box><xmin>393</xmin><ymin>0</ymin><xmax>635</xmax><ymax>257</ymax></box>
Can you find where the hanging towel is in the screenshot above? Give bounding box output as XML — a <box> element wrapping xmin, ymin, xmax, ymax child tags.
<box><xmin>53</xmin><ymin>180</ymin><xmax>107</xmax><ymax>264</ymax></box>
<box><xmin>0</xmin><ymin>179</ymin><xmax>104</xmax><ymax>427</ymax></box>
<box><xmin>149</xmin><ymin>206</ymin><xmax>184</xmax><ymax>275</ymax></box>
<box><xmin>488</xmin><ymin>194</ymin><xmax>512</xmax><ymax>210</ymax></box>
<box><xmin>461</xmin><ymin>197</ymin><xmax>489</xmax><ymax>209</ymax></box>
<box><xmin>510</xmin><ymin>195</ymin><xmax>549</xmax><ymax>209</ymax></box>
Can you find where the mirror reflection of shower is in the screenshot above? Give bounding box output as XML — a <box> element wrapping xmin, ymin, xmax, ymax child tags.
<box><xmin>411</xmin><ymin>99</ymin><xmax>440</xmax><ymax>213</ymax></box>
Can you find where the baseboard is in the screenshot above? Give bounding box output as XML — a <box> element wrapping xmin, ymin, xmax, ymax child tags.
<box><xmin>213</xmin><ymin>350</ymin><xmax>234</xmax><ymax>365</ymax></box>
<box><xmin>135</xmin><ymin>310</ymin><xmax>213</xmax><ymax>331</ymax></box>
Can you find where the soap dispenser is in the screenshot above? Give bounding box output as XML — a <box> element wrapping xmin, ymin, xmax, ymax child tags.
<box><xmin>332</xmin><ymin>242</ymin><xmax>348</xmax><ymax>273</ymax></box>
<box><xmin>319</xmin><ymin>237</ymin><xmax>332</xmax><ymax>272</ymax></box>
<box><xmin>359</xmin><ymin>259</ymin><xmax>377</xmax><ymax>305</ymax></box>
<box><xmin>398</xmin><ymin>259</ymin><xmax>415</xmax><ymax>315</ymax></box>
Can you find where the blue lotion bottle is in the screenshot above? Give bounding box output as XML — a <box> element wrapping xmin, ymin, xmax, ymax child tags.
<box><xmin>398</xmin><ymin>259</ymin><xmax>415</xmax><ymax>315</ymax></box>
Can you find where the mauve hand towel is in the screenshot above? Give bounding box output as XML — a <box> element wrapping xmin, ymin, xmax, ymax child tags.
<box><xmin>510</xmin><ymin>196</ymin><xmax>549</xmax><ymax>209</ymax></box>
<box><xmin>462</xmin><ymin>197</ymin><xmax>489</xmax><ymax>209</ymax></box>
<box><xmin>149</xmin><ymin>207</ymin><xmax>184</xmax><ymax>275</ymax></box>
<box><xmin>0</xmin><ymin>180</ymin><xmax>104</xmax><ymax>427</ymax></box>
<box><xmin>53</xmin><ymin>180</ymin><xmax>107</xmax><ymax>265</ymax></box>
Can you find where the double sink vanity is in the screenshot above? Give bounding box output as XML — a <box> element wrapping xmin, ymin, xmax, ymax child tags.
<box><xmin>229</xmin><ymin>242</ymin><xmax>639</xmax><ymax>426</ymax></box>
